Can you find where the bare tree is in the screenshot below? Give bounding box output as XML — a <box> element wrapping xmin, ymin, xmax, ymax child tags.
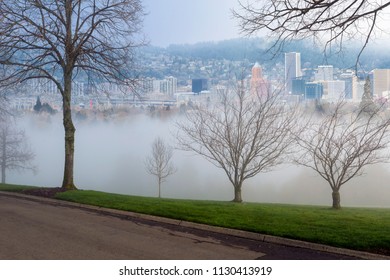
<box><xmin>234</xmin><ymin>0</ymin><xmax>390</xmax><ymax>59</ymax></box>
<box><xmin>145</xmin><ymin>137</ymin><xmax>176</xmax><ymax>198</ymax></box>
<box><xmin>177</xmin><ymin>84</ymin><xmax>299</xmax><ymax>202</ymax></box>
<box><xmin>0</xmin><ymin>118</ymin><xmax>36</xmax><ymax>184</ymax></box>
<box><xmin>0</xmin><ymin>0</ymin><xmax>145</xmax><ymax>190</ymax></box>
<box><xmin>294</xmin><ymin>98</ymin><xmax>390</xmax><ymax>209</ymax></box>
<box><xmin>0</xmin><ymin>95</ymin><xmax>9</xmax><ymax>121</ymax></box>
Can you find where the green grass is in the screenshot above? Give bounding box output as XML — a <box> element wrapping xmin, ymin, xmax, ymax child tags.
<box><xmin>0</xmin><ymin>183</ymin><xmax>37</xmax><ymax>192</ymax></box>
<box><xmin>1</xmin><ymin>183</ymin><xmax>390</xmax><ymax>255</ymax></box>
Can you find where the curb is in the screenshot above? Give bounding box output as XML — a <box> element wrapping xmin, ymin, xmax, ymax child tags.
<box><xmin>1</xmin><ymin>191</ymin><xmax>389</xmax><ymax>260</ymax></box>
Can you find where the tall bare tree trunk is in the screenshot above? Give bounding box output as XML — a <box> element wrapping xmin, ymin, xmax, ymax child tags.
<box><xmin>1</xmin><ymin>161</ymin><xmax>5</xmax><ymax>184</ymax></box>
<box><xmin>233</xmin><ymin>184</ymin><xmax>243</xmax><ymax>203</ymax></box>
<box><xmin>158</xmin><ymin>177</ymin><xmax>162</xmax><ymax>198</ymax></box>
<box><xmin>61</xmin><ymin>71</ymin><xmax>76</xmax><ymax>190</ymax></box>
<box><xmin>61</xmin><ymin>2</ymin><xmax>76</xmax><ymax>190</ymax></box>
<box><xmin>332</xmin><ymin>190</ymin><xmax>341</xmax><ymax>210</ymax></box>
<box><xmin>1</xmin><ymin>167</ymin><xmax>5</xmax><ymax>184</ymax></box>
<box><xmin>1</xmin><ymin>138</ymin><xmax>5</xmax><ymax>184</ymax></box>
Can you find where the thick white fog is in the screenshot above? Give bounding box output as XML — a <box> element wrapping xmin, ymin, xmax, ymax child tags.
<box><xmin>8</xmin><ymin>112</ymin><xmax>390</xmax><ymax>208</ymax></box>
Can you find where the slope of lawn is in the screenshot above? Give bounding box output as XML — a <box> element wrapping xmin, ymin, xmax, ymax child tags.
<box><xmin>1</xmin><ymin>183</ymin><xmax>389</xmax><ymax>255</ymax></box>
<box><xmin>55</xmin><ymin>189</ymin><xmax>390</xmax><ymax>255</ymax></box>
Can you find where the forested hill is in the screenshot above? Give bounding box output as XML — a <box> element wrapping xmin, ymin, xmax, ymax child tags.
<box><xmin>141</xmin><ymin>37</ymin><xmax>390</xmax><ymax>71</ymax></box>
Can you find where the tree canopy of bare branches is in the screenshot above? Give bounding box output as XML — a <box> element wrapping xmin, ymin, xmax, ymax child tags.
<box><xmin>0</xmin><ymin>0</ymin><xmax>145</xmax><ymax>189</ymax></box>
<box><xmin>234</xmin><ymin>0</ymin><xmax>390</xmax><ymax>59</ymax></box>
<box><xmin>177</xmin><ymin>85</ymin><xmax>299</xmax><ymax>202</ymax></box>
<box><xmin>294</xmin><ymin>99</ymin><xmax>390</xmax><ymax>209</ymax></box>
<box><xmin>145</xmin><ymin>137</ymin><xmax>176</xmax><ymax>198</ymax></box>
<box><xmin>0</xmin><ymin>117</ymin><xmax>36</xmax><ymax>184</ymax></box>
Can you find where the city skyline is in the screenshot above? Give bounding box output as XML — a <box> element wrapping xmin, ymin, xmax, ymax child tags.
<box><xmin>10</xmin><ymin>57</ymin><xmax>390</xmax><ymax>107</ymax></box>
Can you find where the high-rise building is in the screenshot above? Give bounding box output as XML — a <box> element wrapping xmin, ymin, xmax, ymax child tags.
<box><xmin>250</xmin><ymin>62</ymin><xmax>270</xmax><ymax>96</ymax></box>
<box><xmin>192</xmin><ymin>78</ymin><xmax>208</xmax><ymax>94</ymax></box>
<box><xmin>372</xmin><ymin>69</ymin><xmax>390</xmax><ymax>98</ymax></box>
<box><xmin>340</xmin><ymin>71</ymin><xmax>357</xmax><ymax>100</ymax></box>
<box><xmin>305</xmin><ymin>82</ymin><xmax>323</xmax><ymax>100</ymax></box>
<box><xmin>285</xmin><ymin>52</ymin><xmax>302</xmax><ymax>94</ymax></box>
<box><xmin>140</xmin><ymin>76</ymin><xmax>178</xmax><ymax>96</ymax></box>
<box><xmin>291</xmin><ymin>77</ymin><xmax>306</xmax><ymax>96</ymax></box>
<box><xmin>160</xmin><ymin>76</ymin><xmax>177</xmax><ymax>96</ymax></box>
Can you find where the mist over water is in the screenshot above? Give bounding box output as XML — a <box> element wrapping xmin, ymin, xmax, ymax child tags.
<box><xmin>8</xmin><ymin>112</ymin><xmax>390</xmax><ymax>208</ymax></box>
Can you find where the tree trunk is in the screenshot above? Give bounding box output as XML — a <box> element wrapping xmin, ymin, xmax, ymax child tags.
<box><xmin>232</xmin><ymin>184</ymin><xmax>243</xmax><ymax>203</ymax></box>
<box><xmin>60</xmin><ymin>0</ymin><xmax>77</xmax><ymax>190</ymax></box>
<box><xmin>61</xmin><ymin>72</ymin><xmax>77</xmax><ymax>190</ymax></box>
<box><xmin>158</xmin><ymin>177</ymin><xmax>161</xmax><ymax>198</ymax></box>
<box><xmin>1</xmin><ymin>163</ymin><xmax>5</xmax><ymax>184</ymax></box>
<box><xmin>1</xmin><ymin>139</ymin><xmax>5</xmax><ymax>184</ymax></box>
<box><xmin>332</xmin><ymin>190</ymin><xmax>341</xmax><ymax>209</ymax></box>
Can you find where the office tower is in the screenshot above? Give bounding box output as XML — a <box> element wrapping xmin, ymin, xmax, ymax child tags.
<box><xmin>192</xmin><ymin>78</ymin><xmax>208</xmax><ymax>94</ymax></box>
<box><xmin>250</xmin><ymin>62</ymin><xmax>269</xmax><ymax>96</ymax></box>
<box><xmin>292</xmin><ymin>77</ymin><xmax>306</xmax><ymax>96</ymax></box>
<box><xmin>305</xmin><ymin>82</ymin><xmax>323</xmax><ymax>100</ymax></box>
<box><xmin>315</xmin><ymin>65</ymin><xmax>334</xmax><ymax>81</ymax></box>
<box><xmin>161</xmin><ymin>76</ymin><xmax>177</xmax><ymax>96</ymax></box>
<box><xmin>285</xmin><ymin>52</ymin><xmax>302</xmax><ymax>94</ymax></box>
<box><xmin>372</xmin><ymin>69</ymin><xmax>390</xmax><ymax>98</ymax></box>
<box><xmin>141</xmin><ymin>77</ymin><xmax>178</xmax><ymax>96</ymax></box>
<box><xmin>321</xmin><ymin>80</ymin><xmax>345</xmax><ymax>101</ymax></box>
<box><xmin>340</xmin><ymin>71</ymin><xmax>357</xmax><ymax>99</ymax></box>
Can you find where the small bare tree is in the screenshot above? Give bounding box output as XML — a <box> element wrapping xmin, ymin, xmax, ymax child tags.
<box><xmin>177</xmin><ymin>84</ymin><xmax>299</xmax><ymax>202</ymax></box>
<box><xmin>0</xmin><ymin>118</ymin><xmax>36</xmax><ymax>184</ymax></box>
<box><xmin>0</xmin><ymin>97</ymin><xmax>9</xmax><ymax>121</ymax></box>
<box><xmin>294</xmin><ymin>99</ymin><xmax>390</xmax><ymax>209</ymax></box>
<box><xmin>234</xmin><ymin>0</ymin><xmax>390</xmax><ymax>59</ymax></box>
<box><xmin>145</xmin><ymin>137</ymin><xmax>176</xmax><ymax>198</ymax></box>
<box><xmin>0</xmin><ymin>0</ymin><xmax>145</xmax><ymax>190</ymax></box>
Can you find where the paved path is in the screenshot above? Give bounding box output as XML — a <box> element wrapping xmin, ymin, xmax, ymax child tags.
<box><xmin>0</xmin><ymin>192</ymin><xmax>385</xmax><ymax>260</ymax></box>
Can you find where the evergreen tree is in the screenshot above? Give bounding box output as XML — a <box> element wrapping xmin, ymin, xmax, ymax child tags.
<box><xmin>360</xmin><ymin>76</ymin><xmax>376</xmax><ymax>114</ymax></box>
<box><xmin>33</xmin><ymin>96</ymin><xmax>42</xmax><ymax>113</ymax></box>
<box><xmin>41</xmin><ymin>102</ymin><xmax>55</xmax><ymax>114</ymax></box>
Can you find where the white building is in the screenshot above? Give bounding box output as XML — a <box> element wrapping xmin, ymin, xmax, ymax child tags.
<box><xmin>285</xmin><ymin>52</ymin><xmax>302</xmax><ymax>94</ymax></box>
<box><xmin>26</xmin><ymin>78</ymin><xmax>86</xmax><ymax>97</ymax></box>
<box><xmin>372</xmin><ymin>69</ymin><xmax>390</xmax><ymax>98</ymax></box>
<box><xmin>339</xmin><ymin>70</ymin><xmax>358</xmax><ymax>100</ymax></box>
<box><xmin>28</xmin><ymin>78</ymin><xmax>58</xmax><ymax>95</ymax></box>
<box><xmin>315</xmin><ymin>65</ymin><xmax>334</xmax><ymax>81</ymax></box>
<box><xmin>321</xmin><ymin>80</ymin><xmax>346</xmax><ymax>101</ymax></box>
<box><xmin>161</xmin><ymin>76</ymin><xmax>177</xmax><ymax>96</ymax></box>
<box><xmin>354</xmin><ymin>79</ymin><xmax>365</xmax><ymax>101</ymax></box>
<box><xmin>140</xmin><ymin>76</ymin><xmax>178</xmax><ymax>96</ymax></box>
<box><xmin>73</xmin><ymin>81</ymin><xmax>85</xmax><ymax>96</ymax></box>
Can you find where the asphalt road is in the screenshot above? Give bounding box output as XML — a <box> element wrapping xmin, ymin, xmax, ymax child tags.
<box><xmin>0</xmin><ymin>193</ymin><xmax>372</xmax><ymax>260</ymax></box>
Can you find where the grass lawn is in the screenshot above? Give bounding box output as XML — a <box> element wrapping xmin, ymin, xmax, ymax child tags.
<box><xmin>1</xmin><ymin>183</ymin><xmax>390</xmax><ymax>255</ymax></box>
<box><xmin>0</xmin><ymin>183</ymin><xmax>37</xmax><ymax>192</ymax></box>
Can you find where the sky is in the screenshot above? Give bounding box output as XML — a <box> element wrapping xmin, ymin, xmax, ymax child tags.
<box><xmin>142</xmin><ymin>0</ymin><xmax>242</xmax><ymax>47</ymax></box>
<box><xmin>142</xmin><ymin>0</ymin><xmax>390</xmax><ymax>50</ymax></box>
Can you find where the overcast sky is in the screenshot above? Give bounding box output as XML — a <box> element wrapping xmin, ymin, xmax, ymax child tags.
<box><xmin>142</xmin><ymin>0</ymin><xmax>242</xmax><ymax>47</ymax></box>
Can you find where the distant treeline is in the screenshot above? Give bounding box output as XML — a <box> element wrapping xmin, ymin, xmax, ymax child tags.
<box><xmin>142</xmin><ymin>37</ymin><xmax>390</xmax><ymax>71</ymax></box>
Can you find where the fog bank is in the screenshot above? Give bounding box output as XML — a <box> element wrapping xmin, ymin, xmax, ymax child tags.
<box><xmin>8</xmin><ymin>113</ymin><xmax>390</xmax><ymax>208</ymax></box>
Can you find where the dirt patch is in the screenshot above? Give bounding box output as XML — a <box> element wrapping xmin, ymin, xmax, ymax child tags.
<box><xmin>22</xmin><ymin>187</ymin><xmax>68</xmax><ymax>198</ymax></box>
